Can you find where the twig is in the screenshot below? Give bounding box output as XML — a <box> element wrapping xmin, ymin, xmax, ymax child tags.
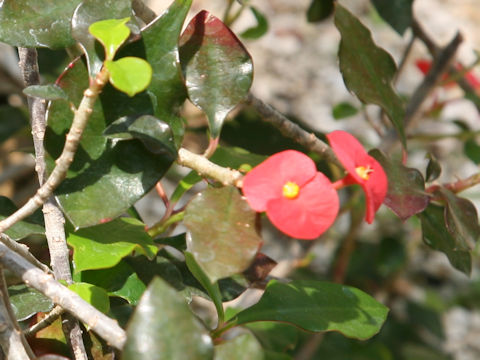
<box><xmin>132</xmin><ymin>0</ymin><xmax>157</xmax><ymax>24</ymax></box>
<box><xmin>427</xmin><ymin>172</ymin><xmax>480</xmax><ymax>194</ymax></box>
<box><xmin>24</xmin><ymin>306</ymin><xmax>64</xmax><ymax>337</ymax></box>
<box><xmin>0</xmin><ymin>242</ymin><xmax>126</xmax><ymax>350</ymax></box>
<box><xmin>393</xmin><ymin>32</ymin><xmax>416</xmax><ymax>84</ymax></box>
<box><xmin>245</xmin><ymin>93</ymin><xmax>343</xmax><ymax>169</ymax></box>
<box><xmin>0</xmin><ymin>234</ymin><xmax>50</xmax><ymax>273</ymax></box>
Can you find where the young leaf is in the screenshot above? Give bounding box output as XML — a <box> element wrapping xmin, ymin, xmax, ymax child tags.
<box><xmin>122</xmin><ymin>277</ymin><xmax>214</xmax><ymax>360</ymax></box>
<box><xmin>89</xmin><ymin>17</ymin><xmax>131</xmax><ymax>60</ymax></box>
<box><xmin>180</xmin><ymin>11</ymin><xmax>253</xmax><ymax>139</ymax></box>
<box><xmin>184</xmin><ymin>186</ymin><xmax>262</xmax><ymax>283</ymax></box>
<box><xmin>105</xmin><ymin>57</ymin><xmax>152</xmax><ymax>97</ymax></box>
<box><xmin>67</xmin><ymin>217</ymin><xmax>157</xmax><ymax>272</ymax></box>
<box><xmin>370</xmin><ymin>150</ymin><xmax>430</xmax><ymax>221</ymax></box>
<box><xmin>240</xmin><ymin>7</ymin><xmax>269</xmax><ymax>39</ymax></box>
<box><xmin>335</xmin><ymin>4</ymin><xmax>406</xmax><ymax>148</ymax></box>
<box><xmin>23</xmin><ymin>84</ymin><xmax>68</xmax><ymax>100</ymax></box>
<box><xmin>425</xmin><ymin>153</ymin><xmax>441</xmax><ymax>182</ymax></box>
<box><xmin>332</xmin><ymin>101</ymin><xmax>359</xmax><ymax>120</ymax></box>
<box><xmin>371</xmin><ymin>0</ymin><xmax>414</xmax><ymax>35</ymax></box>
<box><xmin>214</xmin><ymin>332</ymin><xmax>264</xmax><ymax>360</ymax></box>
<box><xmin>68</xmin><ymin>282</ymin><xmax>110</xmax><ymax>314</ymax></box>
<box><xmin>234</xmin><ymin>280</ymin><xmax>389</xmax><ymax>340</ymax></box>
<box><xmin>8</xmin><ymin>284</ymin><xmax>53</xmax><ymax>321</ymax></box>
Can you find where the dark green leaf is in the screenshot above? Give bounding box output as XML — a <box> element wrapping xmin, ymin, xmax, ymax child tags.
<box><xmin>153</xmin><ymin>233</ymin><xmax>187</xmax><ymax>250</ymax></box>
<box><xmin>332</xmin><ymin>101</ymin><xmax>359</xmax><ymax>120</ymax></box>
<box><xmin>464</xmin><ymin>138</ymin><xmax>480</xmax><ymax>164</ymax></box>
<box><xmin>211</xmin><ymin>146</ymin><xmax>266</xmax><ymax>169</ymax></box>
<box><xmin>8</xmin><ymin>284</ymin><xmax>53</xmax><ymax>321</ymax></box>
<box><xmin>23</xmin><ymin>84</ymin><xmax>67</xmax><ymax>100</ymax></box>
<box><xmin>68</xmin><ymin>282</ymin><xmax>110</xmax><ymax>314</ymax></box>
<box><xmin>0</xmin><ymin>196</ymin><xmax>44</xmax><ymax>240</ymax></box>
<box><xmin>89</xmin><ymin>18</ymin><xmax>130</xmax><ymax>60</ymax></box>
<box><xmin>46</xmin><ymin>58</ymin><xmax>173</xmax><ymax>228</ymax></box>
<box><xmin>105</xmin><ymin>57</ymin><xmax>152</xmax><ymax>97</ymax></box>
<box><xmin>67</xmin><ymin>217</ymin><xmax>157</xmax><ymax>272</ymax></box>
<box><xmin>335</xmin><ymin>4</ymin><xmax>406</xmax><ymax>148</ymax></box>
<box><xmin>0</xmin><ymin>106</ymin><xmax>28</xmax><ymax>144</ymax></box>
<box><xmin>235</xmin><ymin>280</ymin><xmax>389</xmax><ymax>340</ymax></box>
<box><xmin>122</xmin><ymin>277</ymin><xmax>214</xmax><ymax>360</ymax></box>
<box><xmin>0</xmin><ymin>0</ymin><xmax>80</xmax><ymax>48</ymax></box>
<box><xmin>180</xmin><ymin>11</ymin><xmax>253</xmax><ymax>139</ymax></box>
<box><xmin>184</xmin><ymin>186</ymin><xmax>262</xmax><ymax>283</ymax></box>
<box><xmin>240</xmin><ymin>7</ymin><xmax>269</xmax><ymax>39</ymax></box>
<box><xmin>307</xmin><ymin>0</ymin><xmax>335</xmax><ymax>23</ymax></box>
<box><xmin>103</xmin><ymin>115</ymin><xmax>176</xmax><ymax>156</ymax></box>
<box><xmin>72</xmin><ymin>0</ymin><xmax>133</xmax><ymax>76</ymax></box>
<box><xmin>246</xmin><ymin>322</ymin><xmax>299</xmax><ymax>353</ymax></box>
<box><xmin>370</xmin><ymin>150</ymin><xmax>429</xmax><ymax>220</ymax></box>
<box><xmin>371</xmin><ymin>0</ymin><xmax>414</xmax><ymax>35</ymax></box>
<box><xmin>214</xmin><ymin>332</ymin><xmax>263</xmax><ymax>360</ymax></box>
<box><xmin>425</xmin><ymin>153</ymin><xmax>441</xmax><ymax>182</ymax></box>
<box><xmin>419</xmin><ymin>204</ymin><xmax>472</xmax><ymax>275</ymax></box>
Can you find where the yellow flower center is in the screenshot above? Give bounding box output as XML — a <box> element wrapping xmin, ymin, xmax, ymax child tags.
<box><xmin>355</xmin><ymin>165</ymin><xmax>373</xmax><ymax>180</ymax></box>
<box><xmin>282</xmin><ymin>181</ymin><xmax>300</xmax><ymax>199</ymax></box>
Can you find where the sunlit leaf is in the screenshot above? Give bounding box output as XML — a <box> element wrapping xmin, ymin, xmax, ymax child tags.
<box><xmin>371</xmin><ymin>0</ymin><xmax>414</xmax><ymax>35</ymax></box>
<box><xmin>214</xmin><ymin>332</ymin><xmax>263</xmax><ymax>360</ymax></box>
<box><xmin>234</xmin><ymin>280</ymin><xmax>389</xmax><ymax>340</ymax></box>
<box><xmin>241</xmin><ymin>7</ymin><xmax>268</xmax><ymax>39</ymax></box>
<box><xmin>68</xmin><ymin>282</ymin><xmax>110</xmax><ymax>314</ymax></box>
<box><xmin>184</xmin><ymin>186</ymin><xmax>262</xmax><ymax>283</ymax></box>
<box><xmin>23</xmin><ymin>84</ymin><xmax>67</xmax><ymax>100</ymax></box>
<box><xmin>335</xmin><ymin>4</ymin><xmax>406</xmax><ymax>148</ymax></box>
<box><xmin>122</xmin><ymin>277</ymin><xmax>214</xmax><ymax>360</ymax></box>
<box><xmin>105</xmin><ymin>57</ymin><xmax>152</xmax><ymax>97</ymax></box>
<box><xmin>8</xmin><ymin>284</ymin><xmax>53</xmax><ymax>321</ymax></box>
<box><xmin>89</xmin><ymin>17</ymin><xmax>130</xmax><ymax>60</ymax></box>
<box><xmin>180</xmin><ymin>11</ymin><xmax>253</xmax><ymax>139</ymax></box>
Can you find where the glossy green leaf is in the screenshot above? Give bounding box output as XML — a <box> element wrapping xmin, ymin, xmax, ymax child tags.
<box><xmin>8</xmin><ymin>284</ymin><xmax>53</xmax><ymax>321</ymax></box>
<box><xmin>185</xmin><ymin>251</ymin><xmax>224</xmax><ymax>323</ymax></box>
<box><xmin>72</xmin><ymin>0</ymin><xmax>133</xmax><ymax>77</ymax></box>
<box><xmin>0</xmin><ymin>196</ymin><xmax>44</xmax><ymax>240</ymax></box>
<box><xmin>105</xmin><ymin>57</ymin><xmax>152</xmax><ymax>97</ymax></box>
<box><xmin>89</xmin><ymin>18</ymin><xmax>130</xmax><ymax>60</ymax></box>
<box><xmin>139</xmin><ymin>0</ymin><xmax>192</xmax><ymax>147</ymax></box>
<box><xmin>425</xmin><ymin>153</ymin><xmax>441</xmax><ymax>182</ymax></box>
<box><xmin>332</xmin><ymin>101</ymin><xmax>359</xmax><ymax>120</ymax></box>
<box><xmin>67</xmin><ymin>217</ymin><xmax>157</xmax><ymax>273</ymax></box>
<box><xmin>68</xmin><ymin>282</ymin><xmax>110</xmax><ymax>314</ymax></box>
<box><xmin>335</xmin><ymin>4</ymin><xmax>406</xmax><ymax>148</ymax></box>
<box><xmin>180</xmin><ymin>10</ymin><xmax>253</xmax><ymax>139</ymax></box>
<box><xmin>122</xmin><ymin>277</ymin><xmax>214</xmax><ymax>360</ymax></box>
<box><xmin>439</xmin><ymin>188</ymin><xmax>480</xmax><ymax>251</ymax></box>
<box><xmin>371</xmin><ymin>0</ymin><xmax>414</xmax><ymax>35</ymax></box>
<box><xmin>370</xmin><ymin>150</ymin><xmax>429</xmax><ymax>221</ymax></box>
<box><xmin>0</xmin><ymin>0</ymin><xmax>80</xmax><ymax>48</ymax></box>
<box><xmin>0</xmin><ymin>106</ymin><xmax>28</xmax><ymax>144</ymax></box>
<box><xmin>184</xmin><ymin>186</ymin><xmax>262</xmax><ymax>283</ymax></box>
<box><xmin>23</xmin><ymin>84</ymin><xmax>67</xmax><ymax>100</ymax></box>
<box><xmin>419</xmin><ymin>204</ymin><xmax>472</xmax><ymax>275</ymax></box>
<box><xmin>76</xmin><ymin>261</ymin><xmax>146</xmax><ymax>305</ymax></box>
<box><xmin>103</xmin><ymin>114</ymin><xmax>176</xmax><ymax>156</ymax></box>
<box><xmin>46</xmin><ymin>58</ymin><xmax>173</xmax><ymax>228</ymax></box>
<box><xmin>246</xmin><ymin>322</ymin><xmax>299</xmax><ymax>353</ymax></box>
<box><xmin>241</xmin><ymin>7</ymin><xmax>268</xmax><ymax>39</ymax></box>
<box><xmin>307</xmin><ymin>0</ymin><xmax>335</xmax><ymax>23</ymax></box>
<box><xmin>235</xmin><ymin>280</ymin><xmax>389</xmax><ymax>340</ymax></box>
<box><xmin>214</xmin><ymin>332</ymin><xmax>264</xmax><ymax>360</ymax></box>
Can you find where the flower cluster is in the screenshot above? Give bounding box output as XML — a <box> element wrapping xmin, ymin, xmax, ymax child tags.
<box><xmin>242</xmin><ymin>131</ymin><xmax>388</xmax><ymax>240</ymax></box>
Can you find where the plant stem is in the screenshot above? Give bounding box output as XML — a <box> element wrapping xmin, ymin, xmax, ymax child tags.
<box><xmin>147</xmin><ymin>211</ymin><xmax>184</xmax><ymax>238</ymax></box>
<box><xmin>24</xmin><ymin>306</ymin><xmax>65</xmax><ymax>337</ymax></box>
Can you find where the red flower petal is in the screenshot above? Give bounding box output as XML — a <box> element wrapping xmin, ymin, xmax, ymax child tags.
<box><xmin>266</xmin><ymin>172</ymin><xmax>339</xmax><ymax>239</ymax></box>
<box><xmin>242</xmin><ymin>150</ymin><xmax>317</xmax><ymax>212</ymax></box>
<box><xmin>359</xmin><ymin>157</ymin><xmax>388</xmax><ymax>223</ymax></box>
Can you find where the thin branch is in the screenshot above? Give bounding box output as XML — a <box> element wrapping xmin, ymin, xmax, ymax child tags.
<box><xmin>245</xmin><ymin>93</ymin><xmax>343</xmax><ymax>169</ymax></box>
<box><xmin>132</xmin><ymin>0</ymin><xmax>157</xmax><ymax>24</ymax></box>
<box><xmin>0</xmin><ymin>242</ymin><xmax>126</xmax><ymax>350</ymax></box>
<box><xmin>426</xmin><ymin>172</ymin><xmax>480</xmax><ymax>194</ymax></box>
<box><xmin>24</xmin><ymin>306</ymin><xmax>64</xmax><ymax>337</ymax></box>
<box><xmin>0</xmin><ymin>234</ymin><xmax>50</xmax><ymax>274</ymax></box>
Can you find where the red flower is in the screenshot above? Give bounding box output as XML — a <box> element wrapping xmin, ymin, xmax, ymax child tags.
<box><xmin>242</xmin><ymin>150</ymin><xmax>339</xmax><ymax>240</ymax></box>
<box><xmin>327</xmin><ymin>131</ymin><xmax>387</xmax><ymax>224</ymax></box>
<box><xmin>415</xmin><ymin>59</ymin><xmax>480</xmax><ymax>89</ymax></box>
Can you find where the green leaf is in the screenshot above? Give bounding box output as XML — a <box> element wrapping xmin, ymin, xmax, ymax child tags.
<box><xmin>68</xmin><ymin>282</ymin><xmax>110</xmax><ymax>314</ymax></box>
<box><xmin>122</xmin><ymin>277</ymin><xmax>214</xmax><ymax>360</ymax></box>
<box><xmin>240</xmin><ymin>7</ymin><xmax>269</xmax><ymax>39</ymax></box>
<box><xmin>371</xmin><ymin>0</ymin><xmax>414</xmax><ymax>35</ymax></box>
<box><xmin>370</xmin><ymin>150</ymin><xmax>429</xmax><ymax>221</ymax></box>
<box><xmin>23</xmin><ymin>84</ymin><xmax>68</xmax><ymax>100</ymax></box>
<box><xmin>335</xmin><ymin>4</ymin><xmax>406</xmax><ymax>148</ymax></box>
<box><xmin>307</xmin><ymin>0</ymin><xmax>335</xmax><ymax>23</ymax></box>
<box><xmin>464</xmin><ymin>138</ymin><xmax>480</xmax><ymax>164</ymax></box>
<box><xmin>246</xmin><ymin>322</ymin><xmax>299</xmax><ymax>353</ymax></box>
<box><xmin>419</xmin><ymin>204</ymin><xmax>472</xmax><ymax>275</ymax></box>
<box><xmin>140</xmin><ymin>0</ymin><xmax>193</xmax><ymax>147</ymax></box>
<box><xmin>332</xmin><ymin>101</ymin><xmax>359</xmax><ymax>120</ymax></box>
<box><xmin>234</xmin><ymin>280</ymin><xmax>389</xmax><ymax>340</ymax></box>
<box><xmin>0</xmin><ymin>196</ymin><xmax>44</xmax><ymax>240</ymax></box>
<box><xmin>8</xmin><ymin>284</ymin><xmax>53</xmax><ymax>321</ymax></box>
<box><xmin>184</xmin><ymin>186</ymin><xmax>262</xmax><ymax>283</ymax></box>
<box><xmin>0</xmin><ymin>0</ymin><xmax>80</xmax><ymax>48</ymax></box>
<box><xmin>180</xmin><ymin>11</ymin><xmax>253</xmax><ymax>139</ymax></box>
<box><xmin>77</xmin><ymin>261</ymin><xmax>146</xmax><ymax>305</ymax></box>
<box><xmin>71</xmin><ymin>0</ymin><xmax>134</xmax><ymax>77</ymax></box>
<box><xmin>67</xmin><ymin>217</ymin><xmax>157</xmax><ymax>273</ymax></box>
<box><xmin>89</xmin><ymin>18</ymin><xmax>131</xmax><ymax>60</ymax></box>
<box><xmin>185</xmin><ymin>251</ymin><xmax>225</xmax><ymax>323</ymax></box>
<box><xmin>46</xmin><ymin>58</ymin><xmax>173</xmax><ymax>228</ymax></box>
<box><xmin>214</xmin><ymin>332</ymin><xmax>264</xmax><ymax>360</ymax></box>
<box><xmin>105</xmin><ymin>57</ymin><xmax>152</xmax><ymax>97</ymax></box>
<box><xmin>103</xmin><ymin>114</ymin><xmax>176</xmax><ymax>156</ymax></box>
<box><xmin>0</xmin><ymin>106</ymin><xmax>28</xmax><ymax>144</ymax></box>
<box><xmin>425</xmin><ymin>153</ymin><xmax>441</xmax><ymax>182</ymax></box>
